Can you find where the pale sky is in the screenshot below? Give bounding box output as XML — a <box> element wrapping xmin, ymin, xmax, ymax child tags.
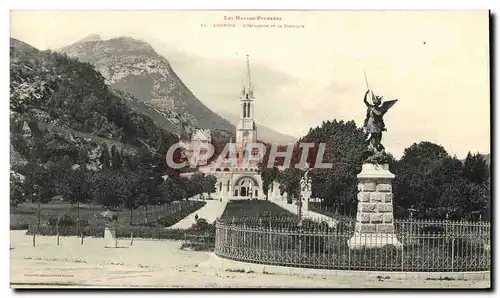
<box><xmin>10</xmin><ymin>11</ymin><xmax>490</xmax><ymax>158</ymax></box>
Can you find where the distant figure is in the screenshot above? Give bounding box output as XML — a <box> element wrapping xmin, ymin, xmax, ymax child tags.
<box><xmin>195</xmin><ymin>214</ymin><xmax>199</xmax><ymax>222</ymax></box>
<box><xmin>102</xmin><ymin>211</ymin><xmax>118</xmax><ymax>248</ymax></box>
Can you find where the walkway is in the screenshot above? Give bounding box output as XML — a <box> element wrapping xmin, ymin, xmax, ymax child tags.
<box><xmin>167</xmin><ymin>199</ymin><xmax>228</xmax><ymax>229</ymax></box>
<box><xmin>270</xmin><ymin>198</ymin><xmax>338</xmax><ymax>227</ymax></box>
<box><xmin>11</xmin><ymin>231</ymin><xmax>488</xmax><ymax>288</ymax></box>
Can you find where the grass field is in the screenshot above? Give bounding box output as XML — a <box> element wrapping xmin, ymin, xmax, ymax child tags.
<box><xmin>220</xmin><ymin>200</ymin><xmax>297</xmax><ymax>220</ymax></box>
<box><xmin>10</xmin><ymin>200</ymin><xmax>205</xmax><ymax>229</ymax></box>
<box><xmin>308</xmin><ymin>202</ymin><xmax>355</xmax><ymax>223</ymax></box>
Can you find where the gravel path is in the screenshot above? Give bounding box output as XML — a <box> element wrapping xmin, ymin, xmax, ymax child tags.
<box><xmin>167</xmin><ymin>199</ymin><xmax>228</xmax><ymax>229</ymax></box>
<box><xmin>10</xmin><ymin>231</ymin><xmax>489</xmax><ymax>288</ymax></box>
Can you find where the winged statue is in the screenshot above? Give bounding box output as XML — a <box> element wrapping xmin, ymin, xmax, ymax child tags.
<box><xmin>300</xmin><ymin>169</ymin><xmax>311</xmax><ymax>192</ymax></box>
<box><xmin>363</xmin><ymin>89</ymin><xmax>397</xmax><ymax>156</ymax></box>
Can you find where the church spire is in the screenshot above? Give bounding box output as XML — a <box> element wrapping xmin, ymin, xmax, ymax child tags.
<box><xmin>242</xmin><ymin>54</ymin><xmax>253</xmax><ymax>99</ymax></box>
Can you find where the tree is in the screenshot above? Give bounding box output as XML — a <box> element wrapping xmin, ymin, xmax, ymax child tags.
<box><xmin>100</xmin><ymin>147</ymin><xmax>111</xmax><ymax>169</ymax></box>
<box><xmin>260</xmin><ymin>166</ymin><xmax>279</xmax><ymax>200</ymax></box>
<box><xmin>297</xmin><ymin>119</ymin><xmax>366</xmax><ymax>214</ymax></box>
<box><xmin>276</xmin><ymin>168</ymin><xmax>302</xmax><ymax>202</ymax></box>
<box><xmin>436</xmin><ymin>176</ymin><xmax>489</xmax><ymax>220</ymax></box>
<box><xmin>22</xmin><ymin>163</ymin><xmax>57</xmax><ymax>229</ymax></box>
<box><xmin>392</xmin><ymin>142</ymin><xmax>489</xmax><ymax>220</ymax></box>
<box><xmin>142</xmin><ymin>173</ymin><xmax>164</xmax><ymax>224</ymax></box>
<box><xmin>202</xmin><ymin>175</ymin><xmax>217</xmax><ymax>198</ymax></box>
<box><xmin>162</xmin><ymin>177</ymin><xmax>187</xmax><ymax>202</ymax></box>
<box><xmin>187</xmin><ymin>173</ymin><xmax>206</xmax><ymax>198</ymax></box>
<box><xmin>60</xmin><ymin>166</ymin><xmax>92</xmax><ymax>221</ymax></box>
<box><xmin>393</xmin><ymin>142</ymin><xmax>450</xmax><ymax>219</ymax></box>
<box><xmin>121</xmin><ymin>170</ymin><xmax>142</xmax><ymax>225</ymax></box>
<box><xmin>463</xmin><ymin>152</ymin><xmax>489</xmax><ymax>185</ymax></box>
<box><xmin>10</xmin><ymin>172</ymin><xmax>26</xmax><ymax>209</ymax></box>
<box><xmin>92</xmin><ymin>170</ymin><xmax>125</xmax><ymax>209</ymax></box>
<box><xmin>110</xmin><ymin>145</ymin><xmax>122</xmax><ymax>170</ymax></box>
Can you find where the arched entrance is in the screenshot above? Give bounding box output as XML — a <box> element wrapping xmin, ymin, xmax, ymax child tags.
<box><xmin>233</xmin><ymin>176</ymin><xmax>259</xmax><ymax>199</ymax></box>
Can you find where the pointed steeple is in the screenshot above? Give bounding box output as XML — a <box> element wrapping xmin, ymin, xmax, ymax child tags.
<box><xmin>242</xmin><ymin>54</ymin><xmax>253</xmax><ymax>99</ymax></box>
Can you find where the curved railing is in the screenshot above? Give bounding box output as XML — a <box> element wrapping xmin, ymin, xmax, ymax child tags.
<box><xmin>214</xmin><ymin>218</ymin><xmax>490</xmax><ymax>272</ymax></box>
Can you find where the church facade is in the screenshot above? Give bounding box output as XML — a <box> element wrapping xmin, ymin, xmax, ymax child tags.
<box><xmin>199</xmin><ymin>55</ymin><xmax>265</xmax><ymax>200</ymax></box>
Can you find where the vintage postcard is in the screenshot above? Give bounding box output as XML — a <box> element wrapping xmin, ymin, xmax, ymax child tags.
<box><xmin>9</xmin><ymin>10</ymin><xmax>491</xmax><ymax>288</ymax></box>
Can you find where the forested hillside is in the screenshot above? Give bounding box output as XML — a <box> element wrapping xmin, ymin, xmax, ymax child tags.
<box><xmin>10</xmin><ymin>38</ymin><xmax>216</xmax><ymax>226</ymax></box>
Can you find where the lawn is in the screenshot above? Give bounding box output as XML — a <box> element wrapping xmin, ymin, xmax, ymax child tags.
<box><xmin>308</xmin><ymin>202</ymin><xmax>356</xmax><ymax>223</ymax></box>
<box><xmin>220</xmin><ymin>200</ymin><xmax>297</xmax><ymax>220</ymax></box>
<box><xmin>11</xmin><ymin>200</ymin><xmax>205</xmax><ymax>230</ymax></box>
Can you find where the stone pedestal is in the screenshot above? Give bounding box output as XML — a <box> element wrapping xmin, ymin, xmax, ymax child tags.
<box><xmin>283</xmin><ymin>192</ymin><xmax>289</xmax><ymax>203</ymax></box>
<box><xmin>104</xmin><ymin>227</ymin><xmax>118</xmax><ymax>248</ymax></box>
<box><xmin>271</xmin><ymin>181</ymin><xmax>280</xmax><ymax>201</ymax></box>
<box><xmin>348</xmin><ymin>163</ymin><xmax>402</xmax><ymax>249</ymax></box>
<box><xmin>302</xmin><ymin>190</ymin><xmax>311</xmax><ymax>212</ymax></box>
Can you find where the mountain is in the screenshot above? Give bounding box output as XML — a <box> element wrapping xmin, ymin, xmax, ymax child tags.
<box><xmin>10</xmin><ymin>38</ymin><xmax>179</xmax><ymax>173</ymax></box>
<box><xmin>58</xmin><ymin>35</ymin><xmax>234</xmax><ymax>135</ymax></box>
<box><xmin>217</xmin><ymin>111</ymin><xmax>296</xmax><ymax>145</ymax></box>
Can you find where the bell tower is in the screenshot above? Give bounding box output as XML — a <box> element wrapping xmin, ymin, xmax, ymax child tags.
<box><xmin>236</xmin><ymin>55</ymin><xmax>257</xmax><ymax>159</ymax></box>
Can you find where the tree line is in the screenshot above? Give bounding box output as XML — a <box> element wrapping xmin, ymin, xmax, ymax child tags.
<box><xmin>259</xmin><ymin>120</ymin><xmax>490</xmax><ymax>221</ymax></box>
<box><xmin>10</xmin><ymin>147</ymin><xmax>217</xmax><ymax>225</ymax></box>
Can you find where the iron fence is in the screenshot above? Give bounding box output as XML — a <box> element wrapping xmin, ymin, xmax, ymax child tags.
<box><xmin>215</xmin><ymin>217</ymin><xmax>490</xmax><ymax>272</ymax></box>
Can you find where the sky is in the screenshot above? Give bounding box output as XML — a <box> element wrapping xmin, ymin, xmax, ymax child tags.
<box><xmin>10</xmin><ymin>10</ymin><xmax>490</xmax><ymax>159</ymax></box>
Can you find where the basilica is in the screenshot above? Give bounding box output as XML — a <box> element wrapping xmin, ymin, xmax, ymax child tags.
<box><xmin>198</xmin><ymin>55</ymin><xmax>265</xmax><ymax>200</ymax></box>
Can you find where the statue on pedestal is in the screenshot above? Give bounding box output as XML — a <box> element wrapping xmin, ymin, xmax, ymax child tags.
<box><xmin>347</xmin><ymin>86</ymin><xmax>401</xmax><ymax>249</ymax></box>
<box><xmin>300</xmin><ymin>169</ymin><xmax>312</xmax><ymax>212</ymax></box>
<box><xmin>300</xmin><ymin>169</ymin><xmax>312</xmax><ymax>192</ymax></box>
<box><xmin>362</xmin><ymin>89</ymin><xmax>397</xmax><ymax>163</ymax></box>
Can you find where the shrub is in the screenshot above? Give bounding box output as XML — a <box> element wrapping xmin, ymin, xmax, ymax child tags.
<box><xmin>58</xmin><ymin>215</ymin><xmax>76</xmax><ymax>227</ymax></box>
<box><xmin>189</xmin><ymin>218</ymin><xmax>215</xmax><ymax>233</ymax></box>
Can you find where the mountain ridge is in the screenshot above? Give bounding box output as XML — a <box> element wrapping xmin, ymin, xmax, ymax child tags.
<box><xmin>58</xmin><ymin>36</ymin><xmax>234</xmax><ymax>135</ymax></box>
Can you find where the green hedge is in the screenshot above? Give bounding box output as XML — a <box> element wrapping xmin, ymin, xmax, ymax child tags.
<box><xmin>10</xmin><ymin>223</ymin><xmax>29</xmax><ymax>230</ymax></box>
<box><xmin>27</xmin><ymin>224</ymin><xmax>187</xmax><ymax>240</ymax></box>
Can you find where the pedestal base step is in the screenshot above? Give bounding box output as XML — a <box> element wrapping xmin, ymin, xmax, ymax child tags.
<box><xmin>348</xmin><ymin>232</ymin><xmax>402</xmax><ymax>249</ymax></box>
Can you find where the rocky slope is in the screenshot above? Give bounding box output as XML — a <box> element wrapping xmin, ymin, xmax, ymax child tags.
<box><xmin>10</xmin><ymin>38</ymin><xmax>179</xmax><ymax>173</ymax></box>
<box><xmin>58</xmin><ymin>35</ymin><xmax>234</xmax><ymax>135</ymax></box>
